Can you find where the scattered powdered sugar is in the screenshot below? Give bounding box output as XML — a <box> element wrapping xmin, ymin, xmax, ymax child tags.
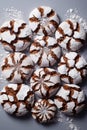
<box><xmin>65</xmin><ymin>8</ymin><xmax>87</xmax><ymax>32</ymax></box>
<box><xmin>2</xmin><ymin>7</ymin><xmax>24</xmax><ymax>21</ymax></box>
<box><xmin>57</xmin><ymin>111</ymin><xmax>63</xmax><ymax>122</ymax></box>
<box><xmin>57</xmin><ymin>112</ymin><xmax>80</xmax><ymax>130</ymax></box>
<box><xmin>66</xmin><ymin>117</ymin><xmax>80</xmax><ymax>130</ymax></box>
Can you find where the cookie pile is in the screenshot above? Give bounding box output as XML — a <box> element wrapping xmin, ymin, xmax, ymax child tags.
<box><xmin>0</xmin><ymin>6</ymin><xmax>87</xmax><ymax>123</ymax></box>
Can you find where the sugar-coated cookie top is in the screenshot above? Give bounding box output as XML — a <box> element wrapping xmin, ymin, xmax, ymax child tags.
<box><xmin>54</xmin><ymin>84</ymin><xmax>85</xmax><ymax>115</ymax></box>
<box><xmin>30</xmin><ymin>67</ymin><xmax>60</xmax><ymax>98</ymax></box>
<box><xmin>1</xmin><ymin>52</ymin><xmax>34</xmax><ymax>83</ymax></box>
<box><xmin>0</xmin><ymin>84</ymin><xmax>34</xmax><ymax>116</ymax></box>
<box><xmin>29</xmin><ymin>6</ymin><xmax>59</xmax><ymax>36</ymax></box>
<box><xmin>30</xmin><ymin>35</ymin><xmax>61</xmax><ymax>67</ymax></box>
<box><xmin>58</xmin><ymin>52</ymin><xmax>87</xmax><ymax>84</ymax></box>
<box><xmin>55</xmin><ymin>19</ymin><xmax>86</xmax><ymax>51</ymax></box>
<box><xmin>32</xmin><ymin>99</ymin><xmax>57</xmax><ymax>123</ymax></box>
<box><xmin>0</xmin><ymin>19</ymin><xmax>32</xmax><ymax>52</ymax></box>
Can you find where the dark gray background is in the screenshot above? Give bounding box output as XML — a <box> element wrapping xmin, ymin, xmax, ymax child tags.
<box><xmin>0</xmin><ymin>0</ymin><xmax>87</xmax><ymax>130</ymax></box>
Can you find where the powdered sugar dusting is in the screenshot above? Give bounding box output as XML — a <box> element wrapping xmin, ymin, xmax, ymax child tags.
<box><xmin>65</xmin><ymin>8</ymin><xmax>87</xmax><ymax>32</ymax></box>
<box><xmin>66</xmin><ymin>117</ymin><xmax>80</xmax><ymax>130</ymax></box>
<box><xmin>3</xmin><ymin>7</ymin><xmax>24</xmax><ymax>20</ymax></box>
<box><xmin>57</xmin><ymin>112</ymin><xmax>80</xmax><ymax>130</ymax></box>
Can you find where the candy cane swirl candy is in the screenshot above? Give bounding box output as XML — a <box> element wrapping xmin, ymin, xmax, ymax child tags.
<box><xmin>58</xmin><ymin>52</ymin><xmax>87</xmax><ymax>84</ymax></box>
<box><xmin>30</xmin><ymin>68</ymin><xmax>60</xmax><ymax>98</ymax></box>
<box><xmin>29</xmin><ymin>6</ymin><xmax>59</xmax><ymax>36</ymax></box>
<box><xmin>54</xmin><ymin>84</ymin><xmax>85</xmax><ymax>115</ymax></box>
<box><xmin>32</xmin><ymin>99</ymin><xmax>57</xmax><ymax>123</ymax></box>
<box><xmin>0</xmin><ymin>19</ymin><xmax>32</xmax><ymax>52</ymax></box>
<box><xmin>0</xmin><ymin>84</ymin><xmax>34</xmax><ymax>116</ymax></box>
<box><xmin>30</xmin><ymin>36</ymin><xmax>61</xmax><ymax>67</ymax></box>
<box><xmin>55</xmin><ymin>19</ymin><xmax>86</xmax><ymax>51</ymax></box>
<box><xmin>1</xmin><ymin>52</ymin><xmax>34</xmax><ymax>83</ymax></box>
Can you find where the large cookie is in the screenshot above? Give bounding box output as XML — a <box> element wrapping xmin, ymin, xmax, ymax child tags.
<box><xmin>0</xmin><ymin>19</ymin><xmax>32</xmax><ymax>52</ymax></box>
<box><xmin>1</xmin><ymin>52</ymin><xmax>34</xmax><ymax>83</ymax></box>
<box><xmin>30</xmin><ymin>68</ymin><xmax>60</xmax><ymax>98</ymax></box>
<box><xmin>29</xmin><ymin>6</ymin><xmax>59</xmax><ymax>36</ymax></box>
<box><xmin>32</xmin><ymin>99</ymin><xmax>57</xmax><ymax>123</ymax></box>
<box><xmin>30</xmin><ymin>36</ymin><xmax>61</xmax><ymax>67</ymax></box>
<box><xmin>0</xmin><ymin>84</ymin><xmax>34</xmax><ymax>116</ymax></box>
<box><xmin>58</xmin><ymin>52</ymin><xmax>87</xmax><ymax>84</ymax></box>
<box><xmin>55</xmin><ymin>19</ymin><xmax>86</xmax><ymax>51</ymax></box>
<box><xmin>54</xmin><ymin>84</ymin><xmax>85</xmax><ymax>115</ymax></box>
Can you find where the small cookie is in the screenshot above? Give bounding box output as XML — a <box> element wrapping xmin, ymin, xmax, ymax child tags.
<box><xmin>55</xmin><ymin>19</ymin><xmax>86</xmax><ymax>51</ymax></box>
<box><xmin>54</xmin><ymin>84</ymin><xmax>85</xmax><ymax>115</ymax></box>
<box><xmin>1</xmin><ymin>52</ymin><xmax>34</xmax><ymax>83</ymax></box>
<box><xmin>30</xmin><ymin>36</ymin><xmax>61</xmax><ymax>67</ymax></box>
<box><xmin>29</xmin><ymin>6</ymin><xmax>59</xmax><ymax>36</ymax></box>
<box><xmin>58</xmin><ymin>52</ymin><xmax>87</xmax><ymax>84</ymax></box>
<box><xmin>32</xmin><ymin>99</ymin><xmax>57</xmax><ymax>123</ymax></box>
<box><xmin>0</xmin><ymin>19</ymin><xmax>32</xmax><ymax>52</ymax></box>
<box><xmin>0</xmin><ymin>84</ymin><xmax>34</xmax><ymax>116</ymax></box>
<box><xmin>30</xmin><ymin>68</ymin><xmax>60</xmax><ymax>98</ymax></box>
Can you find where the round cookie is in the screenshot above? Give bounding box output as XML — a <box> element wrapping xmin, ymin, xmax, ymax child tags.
<box><xmin>58</xmin><ymin>52</ymin><xmax>87</xmax><ymax>84</ymax></box>
<box><xmin>0</xmin><ymin>84</ymin><xmax>34</xmax><ymax>116</ymax></box>
<box><xmin>30</xmin><ymin>68</ymin><xmax>60</xmax><ymax>98</ymax></box>
<box><xmin>55</xmin><ymin>19</ymin><xmax>86</xmax><ymax>51</ymax></box>
<box><xmin>0</xmin><ymin>19</ymin><xmax>32</xmax><ymax>52</ymax></box>
<box><xmin>32</xmin><ymin>99</ymin><xmax>57</xmax><ymax>123</ymax></box>
<box><xmin>54</xmin><ymin>84</ymin><xmax>85</xmax><ymax>115</ymax></box>
<box><xmin>1</xmin><ymin>52</ymin><xmax>34</xmax><ymax>83</ymax></box>
<box><xmin>29</xmin><ymin>6</ymin><xmax>59</xmax><ymax>36</ymax></box>
<box><xmin>30</xmin><ymin>36</ymin><xmax>61</xmax><ymax>67</ymax></box>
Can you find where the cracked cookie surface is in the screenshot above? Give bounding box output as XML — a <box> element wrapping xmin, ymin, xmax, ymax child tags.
<box><xmin>0</xmin><ymin>19</ymin><xmax>32</xmax><ymax>52</ymax></box>
<box><xmin>58</xmin><ymin>52</ymin><xmax>87</xmax><ymax>84</ymax></box>
<box><xmin>32</xmin><ymin>99</ymin><xmax>57</xmax><ymax>123</ymax></box>
<box><xmin>30</xmin><ymin>68</ymin><xmax>60</xmax><ymax>98</ymax></box>
<box><xmin>29</xmin><ymin>6</ymin><xmax>59</xmax><ymax>36</ymax></box>
<box><xmin>0</xmin><ymin>84</ymin><xmax>34</xmax><ymax>116</ymax></box>
<box><xmin>1</xmin><ymin>52</ymin><xmax>34</xmax><ymax>83</ymax></box>
<box><xmin>54</xmin><ymin>84</ymin><xmax>85</xmax><ymax>115</ymax></box>
<box><xmin>55</xmin><ymin>19</ymin><xmax>86</xmax><ymax>51</ymax></box>
<box><xmin>30</xmin><ymin>36</ymin><xmax>61</xmax><ymax>67</ymax></box>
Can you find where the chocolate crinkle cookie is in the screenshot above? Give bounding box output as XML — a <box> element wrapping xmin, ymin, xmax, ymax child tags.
<box><xmin>1</xmin><ymin>52</ymin><xmax>34</xmax><ymax>83</ymax></box>
<box><xmin>30</xmin><ymin>68</ymin><xmax>61</xmax><ymax>98</ymax></box>
<box><xmin>0</xmin><ymin>19</ymin><xmax>32</xmax><ymax>52</ymax></box>
<box><xmin>32</xmin><ymin>99</ymin><xmax>57</xmax><ymax>123</ymax></box>
<box><xmin>0</xmin><ymin>84</ymin><xmax>34</xmax><ymax>116</ymax></box>
<box><xmin>30</xmin><ymin>35</ymin><xmax>61</xmax><ymax>67</ymax></box>
<box><xmin>29</xmin><ymin>6</ymin><xmax>59</xmax><ymax>36</ymax></box>
<box><xmin>55</xmin><ymin>19</ymin><xmax>86</xmax><ymax>51</ymax></box>
<box><xmin>54</xmin><ymin>84</ymin><xmax>85</xmax><ymax>115</ymax></box>
<box><xmin>58</xmin><ymin>52</ymin><xmax>87</xmax><ymax>84</ymax></box>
